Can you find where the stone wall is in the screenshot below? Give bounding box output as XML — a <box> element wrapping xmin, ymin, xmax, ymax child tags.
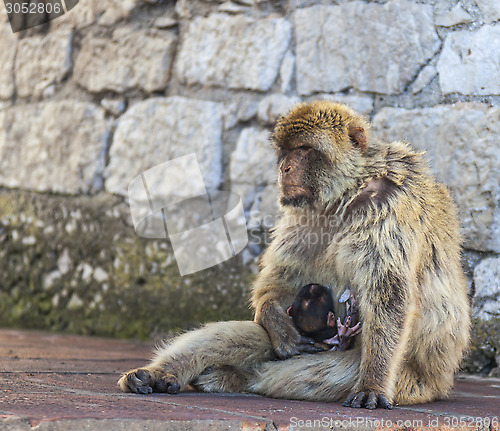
<box><xmin>0</xmin><ymin>0</ymin><xmax>498</xmax><ymax>373</ymax></box>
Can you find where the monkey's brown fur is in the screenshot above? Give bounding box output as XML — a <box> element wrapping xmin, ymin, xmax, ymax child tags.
<box><xmin>119</xmin><ymin>101</ymin><xmax>470</xmax><ymax>408</ymax></box>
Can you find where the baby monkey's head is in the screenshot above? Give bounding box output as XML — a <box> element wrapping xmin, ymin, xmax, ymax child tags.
<box><xmin>287</xmin><ymin>283</ymin><xmax>337</xmax><ymax>342</ymax></box>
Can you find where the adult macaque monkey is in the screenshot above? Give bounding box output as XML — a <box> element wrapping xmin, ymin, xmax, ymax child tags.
<box><xmin>119</xmin><ymin>101</ymin><xmax>470</xmax><ymax>409</ymax></box>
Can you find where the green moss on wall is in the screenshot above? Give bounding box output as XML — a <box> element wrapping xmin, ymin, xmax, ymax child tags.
<box><xmin>462</xmin><ymin>317</ymin><xmax>500</xmax><ymax>376</ymax></box>
<box><xmin>0</xmin><ymin>189</ymin><xmax>253</xmax><ymax>340</ymax></box>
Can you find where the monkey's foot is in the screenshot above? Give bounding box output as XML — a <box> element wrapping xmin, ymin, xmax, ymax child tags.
<box><xmin>343</xmin><ymin>391</ymin><xmax>393</xmax><ymax>410</ymax></box>
<box><xmin>118</xmin><ymin>367</ymin><xmax>180</xmax><ymax>394</ymax></box>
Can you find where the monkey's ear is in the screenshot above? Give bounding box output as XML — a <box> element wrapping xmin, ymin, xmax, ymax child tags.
<box><xmin>327</xmin><ymin>311</ymin><xmax>336</xmax><ymax>327</ymax></box>
<box><xmin>286</xmin><ymin>306</ymin><xmax>293</xmax><ymax>317</ymax></box>
<box><xmin>348</xmin><ymin>125</ymin><xmax>367</xmax><ymax>152</ymax></box>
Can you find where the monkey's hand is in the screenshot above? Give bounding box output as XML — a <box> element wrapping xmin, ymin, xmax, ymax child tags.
<box><xmin>118</xmin><ymin>367</ymin><xmax>180</xmax><ymax>394</ymax></box>
<box><xmin>256</xmin><ymin>301</ymin><xmax>324</xmax><ymax>359</ymax></box>
<box><xmin>343</xmin><ymin>391</ymin><xmax>393</xmax><ymax>410</ymax></box>
<box><xmin>326</xmin><ymin>316</ymin><xmax>361</xmax><ymax>351</ymax></box>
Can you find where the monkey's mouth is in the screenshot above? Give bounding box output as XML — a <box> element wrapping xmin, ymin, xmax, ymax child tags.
<box><xmin>281</xmin><ymin>183</ymin><xmax>312</xmax><ymax>195</ymax></box>
<box><xmin>280</xmin><ymin>184</ymin><xmax>315</xmax><ymax>207</ymax></box>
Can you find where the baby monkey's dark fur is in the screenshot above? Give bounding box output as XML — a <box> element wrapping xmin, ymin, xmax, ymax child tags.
<box><xmin>288</xmin><ymin>284</ymin><xmax>338</xmax><ymax>342</ymax></box>
<box><xmin>119</xmin><ymin>101</ymin><xmax>470</xmax><ymax>410</ymax></box>
<box><xmin>287</xmin><ymin>284</ymin><xmax>361</xmax><ymax>351</ymax></box>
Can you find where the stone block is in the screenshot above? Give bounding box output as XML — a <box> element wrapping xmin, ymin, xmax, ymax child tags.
<box><xmin>0</xmin><ymin>23</ymin><xmax>16</xmax><ymax>100</ymax></box>
<box><xmin>438</xmin><ymin>25</ymin><xmax>500</xmax><ymax>96</ymax></box>
<box><xmin>294</xmin><ymin>0</ymin><xmax>439</xmax><ymax>95</ymax></box>
<box><xmin>0</xmin><ymin>101</ymin><xmax>109</xmax><ymax>194</ymax></box>
<box><xmin>105</xmin><ymin>97</ymin><xmax>224</xmax><ymax>196</ymax></box>
<box><xmin>373</xmin><ymin>104</ymin><xmax>500</xmax><ymax>253</ymax></box>
<box><xmin>175</xmin><ymin>14</ymin><xmax>291</xmax><ymax>91</ymax></box>
<box><xmin>15</xmin><ymin>28</ymin><xmax>73</xmax><ymax>98</ymax></box>
<box><xmin>474</xmin><ymin>257</ymin><xmax>500</xmax><ymax>321</ymax></box>
<box><xmin>74</xmin><ymin>27</ymin><xmax>176</xmax><ymax>93</ymax></box>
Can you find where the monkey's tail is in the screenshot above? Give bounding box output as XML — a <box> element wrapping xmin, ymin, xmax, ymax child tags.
<box><xmin>248</xmin><ymin>348</ymin><xmax>360</xmax><ymax>402</ymax></box>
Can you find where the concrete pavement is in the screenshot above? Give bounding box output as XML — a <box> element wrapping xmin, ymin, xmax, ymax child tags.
<box><xmin>0</xmin><ymin>329</ymin><xmax>499</xmax><ymax>430</ymax></box>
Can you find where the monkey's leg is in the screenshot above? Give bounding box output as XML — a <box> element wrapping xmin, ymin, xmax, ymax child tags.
<box><xmin>248</xmin><ymin>348</ymin><xmax>360</xmax><ymax>402</ymax></box>
<box><xmin>393</xmin><ymin>307</ymin><xmax>469</xmax><ymax>404</ymax></box>
<box><xmin>392</xmin><ymin>363</ymin><xmax>451</xmax><ymax>405</ymax></box>
<box><xmin>119</xmin><ymin>321</ymin><xmax>275</xmax><ymax>394</ymax></box>
<box><xmin>191</xmin><ymin>365</ymin><xmax>253</xmax><ymax>393</ymax></box>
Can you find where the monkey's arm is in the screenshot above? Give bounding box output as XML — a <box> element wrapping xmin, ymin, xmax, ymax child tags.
<box><xmin>252</xmin><ymin>267</ymin><xmax>323</xmax><ymax>359</ymax></box>
<box><xmin>344</xmin><ymin>239</ymin><xmax>415</xmax><ymax>409</ymax></box>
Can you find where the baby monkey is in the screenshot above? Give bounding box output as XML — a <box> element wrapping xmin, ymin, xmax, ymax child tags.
<box><xmin>287</xmin><ymin>284</ymin><xmax>361</xmax><ymax>351</ymax></box>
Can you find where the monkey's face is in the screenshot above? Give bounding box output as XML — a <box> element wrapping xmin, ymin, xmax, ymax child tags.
<box><xmin>278</xmin><ymin>146</ymin><xmax>325</xmax><ymax>208</ymax></box>
<box><xmin>272</xmin><ymin>101</ymin><xmax>370</xmax><ymax>210</ymax></box>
